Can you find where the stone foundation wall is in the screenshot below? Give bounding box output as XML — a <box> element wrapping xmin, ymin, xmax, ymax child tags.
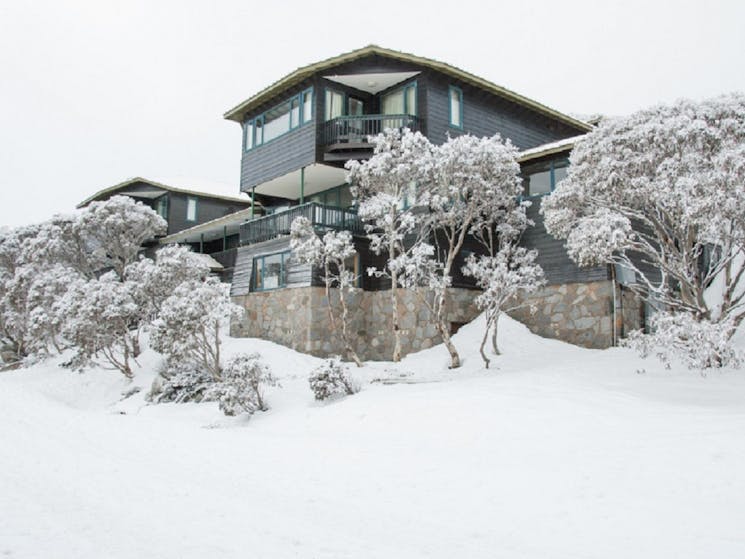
<box><xmin>232</xmin><ymin>287</ymin><xmax>481</xmax><ymax>361</ymax></box>
<box><xmin>232</xmin><ymin>281</ymin><xmax>645</xmax><ymax>358</ymax></box>
<box><xmin>509</xmin><ymin>280</ymin><xmax>643</xmax><ymax>349</ymax></box>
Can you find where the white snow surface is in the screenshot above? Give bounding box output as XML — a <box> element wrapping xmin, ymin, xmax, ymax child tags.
<box><xmin>2</xmin><ymin>315</ymin><xmax>745</xmax><ymax>558</ymax></box>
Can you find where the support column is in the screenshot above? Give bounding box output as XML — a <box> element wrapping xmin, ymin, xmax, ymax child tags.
<box><xmin>199</xmin><ymin>233</ymin><xmax>204</xmax><ymax>254</ymax></box>
<box><xmin>222</xmin><ymin>225</ymin><xmax>227</xmax><ymax>252</ymax></box>
<box><xmin>251</xmin><ymin>187</ymin><xmax>256</xmax><ymax>217</ymax></box>
<box><xmin>300</xmin><ymin>166</ymin><xmax>305</xmax><ymax>204</ymax></box>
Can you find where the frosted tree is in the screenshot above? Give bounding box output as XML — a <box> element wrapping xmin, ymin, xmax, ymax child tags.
<box><xmin>401</xmin><ymin>134</ymin><xmax>524</xmax><ymax>368</ymax></box>
<box><xmin>125</xmin><ymin>244</ymin><xmax>211</xmax><ymax>321</ymax></box>
<box><xmin>210</xmin><ymin>353</ymin><xmax>279</xmax><ymax>415</ymax></box>
<box><xmin>59</xmin><ymin>273</ymin><xmax>141</xmax><ymax>377</ymax></box>
<box><xmin>150</xmin><ymin>277</ymin><xmax>243</xmax><ymax>379</ymax></box>
<box><xmin>26</xmin><ymin>265</ymin><xmax>82</xmax><ymax>355</ymax></box>
<box><xmin>462</xmin><ymin>247</ymin><xmax>545</xmax><ymax>368</ymax></box>
<box><xmin>21</xmin><ymin>214</ymin><xmax>98</xmax><ymax>279</ymax></box>
<box><xmin>542</xmin><ymin>94</ymin><xmax>745</xmax><ymax>366</ymax></box>
<box><xmin>290</xmin><ymin>217</ymin><xmax>362</xmax><ymax>366</ymax></box>
<box><xmin>77</xmin><ymin>195</ymin><xmax>167</xmax><ymax>280</ymax></box>
<box><xmin>346</xmin><ymin>128</ymin><xmax>432</xmax><ymax>362</ymax></box>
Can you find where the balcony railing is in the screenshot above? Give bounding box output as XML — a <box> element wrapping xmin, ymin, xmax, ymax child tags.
<box><xmin>239</xmin><ymin>202</ymin><xmax>363</xmax><ymax>246</ymax></box>
<box><xmin>321</xmin><ymin>114</ymin><xmax>420</xmax><ymax>147</ymax></box>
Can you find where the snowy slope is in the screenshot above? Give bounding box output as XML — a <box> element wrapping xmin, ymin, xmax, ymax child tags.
<box><xmin>1</xmin><ymin>316</ymin><xmax>745</xmax><ymax>558</ymax></box>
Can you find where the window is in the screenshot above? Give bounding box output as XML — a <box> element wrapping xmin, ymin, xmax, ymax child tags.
<box><xmin>254</xmin><ymin>251</ymin><xmax>290</xmax><ymax>291</ymax></box>
<box><xmin>244</xmin><ymin>88</ymin><xmax>313</xmax><ymax>151</ymax></box>
<box><xmin>186</xmin><ymin>197</ymin><xmax>197</xmax><ymax>221</ymax></box>
<box><xmin>325</xmin><ymin>89</ymin><xmax>345</xmax><ymax>120</ymax></box>
<box><xmin>381</xmin><ymin>82</ymin><xmax>417</xmax><ymax>116</ymax></box>
<box><xmin>155</xmin><ymin>196</ymin><xmax>169</xmax><ymax>219</ymax></box>
<box><xmin>449</xmin><ymin>86</ymin><xmax>463</xmax><ymax>128</ymax></box>
<box><xmin>523</xmin><ymin>159</ymin><xmax>569</xmax><ymax>197</ymax></box>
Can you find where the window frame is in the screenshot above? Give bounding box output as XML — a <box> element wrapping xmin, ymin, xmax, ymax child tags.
<box><xmin>448</xmin><ymin>85</ymin><xmax>464</xmax><ymax>129</ymax></box>
<box><xmin>381</xmin><ymin>80</ymin><xmax>418</xmax><ymax>116</ymax></box>
<box><xmin>522</xmin><ymin>158</ymin><xmax>570</xmax><ymax>198</ymax></box>
<box><xmin>186</xmin><ymin>196</ymin><xmax>198</xmax><ymax>222</ymax></box>
<box><xmin>243</xmin><ymin>87</ymin><xmax>314</xmax><ymax>152</ymax></box>
<box><xmin>253</xmin><ymin>250</ymin><xmax>291</xmax><ymax>292</ymax></box>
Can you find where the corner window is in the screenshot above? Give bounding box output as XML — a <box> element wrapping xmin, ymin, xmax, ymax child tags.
<box><xmin>254</xmin><ymin>251</ymin><xmax>290</xmax><ymax>291</ymax></box>
<box><xmin>523</xmin><ymin>159</ymin><xmax>569</xmax><ymax>197</ymax></box>
<box><xmin>186</xmin><ymin>197</ymin><xmax>197</xmax><ymax>221</ymax></box>
<box><xmin>244</xmin><ymin>88</ymin><xmax>313</xmax><ymax>151</ymax></box>
<box><xmin>449</xmin><ymin>86</ymin><xmax>463</xmax><ymax>128</ymax></box>
<box><xmin>325</xmin><ymin>89</ymin><xmax>345</xmax><ymax>121</ymax></box>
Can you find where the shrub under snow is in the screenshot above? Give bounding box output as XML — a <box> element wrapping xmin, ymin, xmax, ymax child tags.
<box><xmin>309</xmin><ymin>357</ymin><xmax>359</xmax><ymax>401</ymax></box>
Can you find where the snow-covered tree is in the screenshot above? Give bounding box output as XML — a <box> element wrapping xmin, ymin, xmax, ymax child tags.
<box><xmin>346</xmin><ymin>128</ymin><xmax>432</xmax><ymax>362</ymax></box>
<box><xmin>125</xmin><ymin>244</ymin><xmax>211</xmax><ymax>321</ymax></box>
<box><xmin>462</xmin><ymin>247</ymin><xmax>545</xmax><ymax>368</ymax></box>
<box><xmin>308</xmin><ymin>357</ymin><xmax>359</xmax><ymax>401</ymax></box>
<box><xmin>59</xmin><ymin>272</ymin><xmax>141</xmax><ymax>377</ymax></box>
<box><xmin>290</xmin><ymin>217</ymin><xmax>362</xmax><ymax>367</ymax></box>
<box><xmin>150</xmin><ymin>277</ymin><xmax>243</xmax><ymax>379</ymax></box>
<box><xmin>77</xmin><ymin>195</ymin><xmax>167</xmax><ymax>280</ymax></box>
<box><xmin>407</xmin><ymin>133</ymin><xmax>524</xmax><ymax>368</ymax></box>
<box><xmin>542</xmin><ymin>94</ymin><xmax>745</xmax><ymax>366</ymax></box>
<box><xmin>26</xmin><ymin>265</ymin><xmax>82</xmax><ymax>355</ymax></box>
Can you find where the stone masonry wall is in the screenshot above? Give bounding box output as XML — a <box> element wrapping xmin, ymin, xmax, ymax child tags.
<box><xmin>232</xmin><ymin>281</ymin><xmax>645</xmax><ymax>358</ymax></box>
<box><xmin>232</xmin><ymin>287</ymin><xmax>481</xmax><ymax>361</ymax></box>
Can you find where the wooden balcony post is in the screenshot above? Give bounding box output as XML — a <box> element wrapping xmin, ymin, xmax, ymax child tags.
<box><xmin>300</xmin><ymin>167</ymin><xmax>305</xmax><ymax>204</ymax></box>
<box><xmin>251</xmin><ymin>187</ymin><xmax>256</xmax><ymax>218</ymax></box>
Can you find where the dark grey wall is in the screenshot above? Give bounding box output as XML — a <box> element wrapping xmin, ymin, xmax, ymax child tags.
<box><xmin>423</xmin><ymin>73</ymin><xmax>583</xmax><ymax>149</ymax></box>
<box><xmin>521</xmin><ymin>197</ymin><xmax>609</xmax><ymax>285</ymax></box>
<box><xmin>231</xmin><ymin>237</ymin><xmax>313</xmax><ymax>296</ymax></box>
<box><xmin>166</xmin><ymin>192</ymin><xmax>250</xmax><ymax>236</ymax></box>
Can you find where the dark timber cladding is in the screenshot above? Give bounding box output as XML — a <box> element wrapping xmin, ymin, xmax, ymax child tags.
<box><xmin>165</xmin><ymin>192</ymin><xmax>248</xmax><ymax>236</ymax></box>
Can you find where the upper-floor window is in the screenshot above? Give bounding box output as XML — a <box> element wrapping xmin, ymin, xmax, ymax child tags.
<box><xmin>523</xmin><ymin>159</ymin><xmax>569</xmax><ymax>197</ymax></box>
<box><xmin>382</xmin><ymin>81</ymin><xmax>417</xmax><ymax>116</ymax></box>
<box><xmin>244</xmin><ymin>88</ymin><xmax>313</xmax><ymax>151</ymax></box>
<box><xmin>253</xmin><ymin>251</ymin><xmax>290</xmax><ymax>291</ymax></box>
<box><xmin>186</xmin><ymin>197</ymin><xmax>197</xmax><ymax>221</ymax></box>
<box><xmin>155</xmin><ymin>195</ymin><xmax>169</xmax><ymax>220</ymax></box>
<box><xmin>325</xmin><ymin>89</ymin><xmax>345</xmax><ymax>120</ymax></box>
<box><xmin>449</xmin><ymin>86</ymin><xmax>463</xmax><ymax>128</ymax></box>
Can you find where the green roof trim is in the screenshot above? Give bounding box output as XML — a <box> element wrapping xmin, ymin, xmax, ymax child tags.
<box><xmin>223</xmin><ymin>45</ymin><xmax>592</xmax><ymax>133</ymax></box>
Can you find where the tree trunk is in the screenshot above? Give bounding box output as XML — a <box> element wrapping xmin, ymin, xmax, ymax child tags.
<box><xmin>479</xmin><ymin>321</ymin><xmax>491</xmax><ymax>369</ymax></box>
<box><xmin>339</xmin><ymin>288</ymin><xmax>363</xmax><ymax>367</ymax></box>
<box><xmin>391</xmin><ymin>270</ymin><xmax>402</xmax><ymax>363</ymax></box>
<box><xmin>491</xmin><ymin>310</ymin><xmax>501</xmax><ymax>355</ymax></box>
<box><xmin>435</xmin><ymin>289</ymin><xmax>460</xmax><ymax>369</ymax></box>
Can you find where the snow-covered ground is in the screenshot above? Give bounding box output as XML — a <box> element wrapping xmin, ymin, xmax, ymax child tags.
<box><xmin>2</xmin><ymin>316</ymin><xmax>745</xmax><ymax>558</ymax></box>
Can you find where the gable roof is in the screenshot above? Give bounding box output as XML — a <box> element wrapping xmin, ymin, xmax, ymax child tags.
<box><xmin>517</xmin><ymin>135</ymin><xmax>586</xmax><ymax>163</ymax></box>
<box><xmin>78</xmin><ymin>177</ymin><xmax>251</xmax><ymax>208</ymax></box>
<box><xmin>223</xmin><ymin>45</ymin><xmax>592</xmax><ymax>133</ymax></box>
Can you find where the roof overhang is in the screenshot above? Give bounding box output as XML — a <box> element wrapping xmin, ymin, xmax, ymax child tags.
<box><xmin>517</xmin><ymin>135</ymin><xmax>586</xmax><ymax>164</ymax></box>
<box><xmin>324</xmin><ymin>71</ymin><xmax>419</xmax><ymax>94</ymax></box>
<box><xmin>223</xmin><ymin>45</ymin><xmax>593</xmax><ymax>133</ymax></box>
<box><xmin>159</xmin><ymin>206</ymin><xmax>261</xmax><ymax>245</ymax></box>
<box><xmin>248</xmin><ymin>164</ymin><xmax>347</xmax><ymax>200</ymax></box>
<box><xmin>78</xmin><ymin>177</ymin><xmax>251</xmax><ymax>208</ymax></box>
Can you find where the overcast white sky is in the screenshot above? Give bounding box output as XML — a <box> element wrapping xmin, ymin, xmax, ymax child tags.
<box><xmin>1</xmin><ymin>0</ymin><xmax>743</xmax><ymax>227</ymax></box>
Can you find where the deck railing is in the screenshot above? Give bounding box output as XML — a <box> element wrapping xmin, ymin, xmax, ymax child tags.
<box><xmin>239</xmin><ymin>202</ymin><xmax>363</xmax><ymax>245</ymax></box>
<box><xmin>321</xmin><ymin>114</ymin><xmax>420</xmax><ymax>146</ymax></box>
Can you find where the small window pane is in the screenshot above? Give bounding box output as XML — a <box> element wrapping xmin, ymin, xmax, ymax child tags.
<box><xmin>264</xmin><ymin>102</ymin><xmax>292</xmax><ymax>142</ymax></box>
<box><xmin>186</xmin><ymin>198</ymin><xmax>197</xmax><ymax>221</ymax></box>
<box><xmin>405</xmin><ymin>85</ymin><xmax>416</xmax><ymax>115</ymax></box>
<box><xmin>449</xmin><ymin>88</ymin><xmax>462</xmax><ymax>127</ymax></box>
<box><xmin>244</xmin><ymin>121</ymin><xmax>254</xmax><ymax>150</ymax></box>
<box><xmin>325</xmin><ymin>90</ymin><xmax>344</xmax><ymax>120</ymax></box>
<box><xmin>382</xmin><ymin>89</ymin><xmax>404</xmax><ymax>115</ymax></box>
<box><xmin>156</xmin><ymin>197</ymin><xmax>168</xmax><ymax>219</ymax></box>
<box><xmin>553</xmin><ymin>164</ymin><xmax>568</xmax><ymax>187</ymax></box>
<box><xmin>290</xmin><ymin>98</ymin><xmax>300</xmax><ymax>128</ymax></box>
<box><xmin>262</xmin><ymin>253</ymin><xmax>284</xmax><ymax>289</ymax></box>
<box><xmin>528</xmin><ymin>170</ymin><xmax>552</xmax><ymax>196</ymax></box>
<box><xmin>302</xmin><ymin>90</ymin><xmax>313</xmax><ymax>123</ymax></box>
<box><xmin>254</xmin><ymin>118</ymin><xmax>264</xmax><ymax>146</ymax></box>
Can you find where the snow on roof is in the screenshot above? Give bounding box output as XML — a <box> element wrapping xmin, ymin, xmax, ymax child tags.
<box><xmin>78</xmin><ymin>176</ymin><xmax>251</xmax><ymax>208</ymax></box>
<box><xmin>517</xmin><ymin>135</ymin><xmax>587</xmax><ymax>163</ymax></box>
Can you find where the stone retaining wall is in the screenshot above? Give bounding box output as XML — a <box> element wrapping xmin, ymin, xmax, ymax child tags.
<box><xmin>232</xmin><ymin>281</ymin><xmax>644</xmax><ymax>358</ymax></box>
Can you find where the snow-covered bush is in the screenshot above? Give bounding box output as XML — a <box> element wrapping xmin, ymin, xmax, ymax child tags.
<box><xmin>150</xmin><ymin>277</ymin><xmax>243</xmax><ymax>379</ymax></box>
<box><xmin>59</xmin><ymin>273</ymin><xmax>141</xmax><ymax>377</ymax></box>
<box><xmin>308</xmin><ymin>357</ymin><xmax>359</xmax><ymax>401</ymax></box>
<box><xmin>211</xmin><ymin>353</ymin><xmax>278</xmax><ymax>416</ymax></box>
<box><xmin>290</xmin><ymin>217</ymin><xmax>362</xmax><ymax>367</ymax></box>
<box><xmin>462</xmin><ymin>247</ymin><xmax>545</xmax><ymax>368</ymax></box>
<box><xmin>624</xmin><ymin>312</ymin><xmax>741</xmax><ymax>372</ymax></box>
<box><xmin>152</xmin><ymin>366</ymin><xmax>215</xmax><ymax>404</ymax></box>
<box><xmin>541</xmin><ymin>94</ymin><xmax>745</xmax><ymax>366</ymax></box>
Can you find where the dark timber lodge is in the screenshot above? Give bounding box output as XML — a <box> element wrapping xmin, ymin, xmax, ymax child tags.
<box><xmin>82</xmin><ymin>45</ymin><xmax>645</xmax><ymax>359</ymax></box>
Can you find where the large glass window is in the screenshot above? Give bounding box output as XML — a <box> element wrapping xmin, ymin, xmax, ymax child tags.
<box><xmin>523</xmin><ymin>159</ymin><xmax>569</xmax><ymax>197</ymax></box>
<box><xmin>244</xmin><ymin>88</ymin><xmax>313</xmax><ymax>151</ymax></box>
<box><xmin>325</xmin><ymin>89</ymin><xmax>345</xmax><ymax>120</ymax></box>
<box><xmin>254</xmin><ymin>251</ymin><xmax>290</xmax><ymax>291</ymax></box>
<box><xmin>156</xmin><ymin>196</ymin><xmax>169</xmax><ymax>219</ymax></box>
<box><xmin>449</xmin><ymin>86</ymin><xmax>463</xmax><ymax>128</ymax></box>
<box><xmin>381</xmin><ymin>82</ymin><xmax>417</xmax><ymax>116</ymax></box>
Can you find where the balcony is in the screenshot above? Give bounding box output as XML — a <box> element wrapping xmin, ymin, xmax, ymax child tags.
<box><xmin>239</xmin><ymin>202</ymin><xmax>363</xmax><ymax>246</ymax></box>
<box><xmin>321</xmin><ymin>114</ymin><xmax>420</xmax><ymax>161</ymax></box>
